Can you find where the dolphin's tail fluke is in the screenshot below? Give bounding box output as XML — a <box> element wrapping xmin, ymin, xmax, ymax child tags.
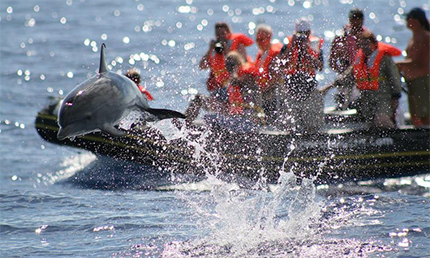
<box><xmin>146</xmin><ymin>108</ymin><xmax>186</xmax><ymax>120</ymax></box>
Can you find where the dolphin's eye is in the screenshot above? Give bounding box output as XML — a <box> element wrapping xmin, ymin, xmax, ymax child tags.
<box><xmin>86</xmin><ymin>114</ymin><xmax>92</xmax><ymax>120</ymax></box>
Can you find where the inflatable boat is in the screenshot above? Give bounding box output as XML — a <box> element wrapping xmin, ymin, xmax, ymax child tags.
<box><xmin>35</xmin><ymin>97</ymin><xmax>430</xmax><ymax>184</ymax></box>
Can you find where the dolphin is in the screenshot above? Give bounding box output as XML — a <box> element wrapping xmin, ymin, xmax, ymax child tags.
<box><xmin>57</xmin><ymin>43</ymin><xmax>185</xmax><ymax>140</ymax></box>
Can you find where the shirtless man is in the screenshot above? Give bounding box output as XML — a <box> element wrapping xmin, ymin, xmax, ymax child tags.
<box><xmin>396</xmin><ymin>8</ymin><xmax>430</xmax><ymax>126</ymax></box>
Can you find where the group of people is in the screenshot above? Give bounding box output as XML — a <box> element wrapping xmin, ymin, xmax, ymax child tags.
<box><xmin>185</xmin><ymin>7</ymin><xmax>430</xmax><ymax>131</ymax></box>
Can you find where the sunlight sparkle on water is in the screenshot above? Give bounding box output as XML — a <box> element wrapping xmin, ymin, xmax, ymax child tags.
<box><xmin>25</xmin><ymin>18</ymin><xmax>36</xmax><ymax>27</ymax></box>
<box><xmin>303</xmin><ymin>1</ymin><xmax>312</xmax><ymax>8</ymax></box>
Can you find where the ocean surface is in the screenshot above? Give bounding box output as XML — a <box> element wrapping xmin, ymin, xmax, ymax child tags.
<box><xmin>1</xmin><ymin>0</ymin><xmax>430</xmax><ymax>257</ymax></box>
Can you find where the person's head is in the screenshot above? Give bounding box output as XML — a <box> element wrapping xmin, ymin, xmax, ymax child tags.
<box><xmin>349</xmin><ymin>8</ymin><xmax>364</xmax><ymax>29</ymax></box>
<box><xmin>256</xmin><ymin>24</ymin><xmax>273</xmax><ymax>51</ymax></box>
<box><xmin>405</xmin><ymin>7</ymin><xmax>430</xmax><ymax>31</ymax></box>
<box><xmin>215</xmin><ymin>22</ymin><xmax>232</xmax><ymax>41</ymax></box>
<box><xmin>225</xmin><ymin>51</ymin><xmax>245</xmax><ymax>74</ymax></box>
<box><xmin>295</xmin><ymin>18</ymin><xmax>311</xmax><ymax>38</ymax></box>
<box><xmin>125</xmin><ymin>69</ymin><xmax>141</xmax><ymax>85</ymax></box>
<box><xmin>359</xmin><ymin>31</ymin><xmax>378</xmax><ymax>56</ymax></box>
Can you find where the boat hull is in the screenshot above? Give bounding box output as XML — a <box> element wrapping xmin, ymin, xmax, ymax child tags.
<box><xmin>35</xmin><ymin>99</ymin><xmax>430</xmax><ymax>184</ymax></box>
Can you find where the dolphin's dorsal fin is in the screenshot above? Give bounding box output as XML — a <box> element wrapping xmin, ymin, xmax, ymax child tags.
<box><xmin>99</xmin><ymin>43</ymin><xmax>108</xmax><ymax>74</ymax></box>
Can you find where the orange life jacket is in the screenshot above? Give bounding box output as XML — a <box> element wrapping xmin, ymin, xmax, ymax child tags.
<box><xmin>353</xmin><ymin>42</ymin><xmax>401</xmax><ymax>91</ymax></box>
<box><xmin>285</xmin><ymin>35</ymin><xmax>323</xmax><ymax>76</ymax></box>
<box><xmin>138</xmin><ymin>85</ymin><xmax>154</xmax><ymax>101</ymax></box>
<box><xmin>252</xmin><ymin>42</ymin><xmax>283</xmax><ymax>89</ymax></box>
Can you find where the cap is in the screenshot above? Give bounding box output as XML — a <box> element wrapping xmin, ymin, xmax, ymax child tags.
<box><xmin>295</xmin><ymin>18</ymin><xmax>311</xmax><ymax>32</ymax></box>
<box><xmin>349</xmin><ymin>8</ymin><xmax>364</xmax><ymax>19</ymax></box>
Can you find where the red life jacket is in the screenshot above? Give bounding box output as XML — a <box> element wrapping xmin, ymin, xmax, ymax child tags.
<box><xmin>228</xmin><ymin>84</ymin><xmax>244</xmax><ymax>115</ymax></box>
<box><xmin>228</xmin><ymin>33</ymin><xmax>254</xmax><ymax>50</ymax></box>
<box><xmin>207</xmin><ymin>53</ymin><xmax>230</xmax><ymax>92</ymax></box>
<box><xmin>285</xmin><ymin>35</ymin><xmax>323</xmax><ymax>76</ymax></box>
<box><xmin>252</xmin><ymin>42</ymin><xmax>283</xmax><ymax>90</ymax></box>
<box><xmin>353</xmin><ymin>42</ymin><xmax>401</xmax><ymax>91</ymax></box>
<box><xmin>227</xmin><ymin>64</ymin><xmax>254</xmax><ymax>115</ymax></box>
<box><xmin>138</xmin><ymin>85</ymin><xmax>154</xmax><ymax>101</ymax></box>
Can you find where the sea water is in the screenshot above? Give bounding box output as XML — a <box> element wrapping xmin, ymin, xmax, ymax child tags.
<box><xmin>1</xmin><ymin>0</ymin><xmax>429</xmax><ymax>257</ymax></box>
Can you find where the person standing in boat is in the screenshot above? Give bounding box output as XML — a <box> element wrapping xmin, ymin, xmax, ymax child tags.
<box><xmin>395</xmin><ymin>7</ymin><xmax>430</xmax><ymax>127</ymax></box>
<box><xmin>125</xmin><ymin>69</ymin><xmax>154</xmax><ymax>101</ymax></box>
<box><xmin>329</xmin><ymin>8</ymin><xmax>370</xmax><ymax>110</ymax></box>
<box><xmin>199</xmin><ymin>22</ymin><xmax>254</xmax><ymax>104</ymax></box>
<box><xmin>321</xmin><ymin>31</ymin><xmax>402</xmax><ymax>129</ymax></box>
<box><xmin>251</xmin><ymin>24</ymin><xmax>283</xmax><ymax>125</ymax></box>
<box><xmin>277</xmin><ymin>18</ymin><xmax>324</xmax><ymax>132</ymax></box>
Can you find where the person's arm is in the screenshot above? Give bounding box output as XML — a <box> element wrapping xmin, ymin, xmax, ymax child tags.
<box><xmin>383</xmin><ymin>56</ymin><xmax>402</xmax><ymax>115</ymax></box>
<box><xmin>329</xmin><ymin>36</ymin><xmax>347</xmax><ymax>73</ymax></box>
<box><xmin>306</xmin><ymin>49</ymin><xmax>324</xmax><ymax>71</ymax></box>
<box><xmin>199</xmin><ymin>40</ymin><xmax>216</xmax><ymax>70</ymax></box>
<box><xmin>319</xmin><ymin>66</ymin><xmax>354</xmax><ymax>95</ymax></box>
<box><xmin>276</xmin><ymin>44</ymin><xmax>292</xmax><ymax>70</ymax></box>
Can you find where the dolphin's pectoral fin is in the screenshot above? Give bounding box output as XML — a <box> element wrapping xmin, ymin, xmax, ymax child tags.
<box><xmin>145</xmin><ymin>108</ymin><xmax>186</xmax><ymax>120</ymax></box>
<box><xmin>101</xmin><ymin>124</ymin><xmax>126</xmax><ymax>137</ymax></box>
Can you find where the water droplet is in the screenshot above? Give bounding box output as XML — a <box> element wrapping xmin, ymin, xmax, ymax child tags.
<box><xmin>60</xmin><ymin>17</ymin><xmax>67</xmax><ymax>24</ymax></box>
<box><xmin>6</xmin><ymin>6</ymin><xmax>13</xmax><ymax>14</ymax></box>
<box><xmin>123</xmin><ymin>37</ymin><xmax>130</xmax><ymax>44</ymax></box>
<box><xmin>34</xmin><ymin>5</ymin><xmax>40</xmax><ymax>12</ymax></box>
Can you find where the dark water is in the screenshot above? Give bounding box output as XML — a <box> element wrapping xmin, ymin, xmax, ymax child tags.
<box><xmin>1</xmin><ymin>0</ymin><xmax>429</xmax><ymax>257</ymax></box>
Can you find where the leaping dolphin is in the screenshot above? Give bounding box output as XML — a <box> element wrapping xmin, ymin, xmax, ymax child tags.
<box><xmin>57</xmin><ymin>43</ymin><xmax>186</xmax><ymax>140</ymax></box>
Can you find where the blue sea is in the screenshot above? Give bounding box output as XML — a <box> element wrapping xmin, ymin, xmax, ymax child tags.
<box><xmin>1</xmin><ymin>0</ymin><xmax>429</xmax><ymax>257</ymax></box>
